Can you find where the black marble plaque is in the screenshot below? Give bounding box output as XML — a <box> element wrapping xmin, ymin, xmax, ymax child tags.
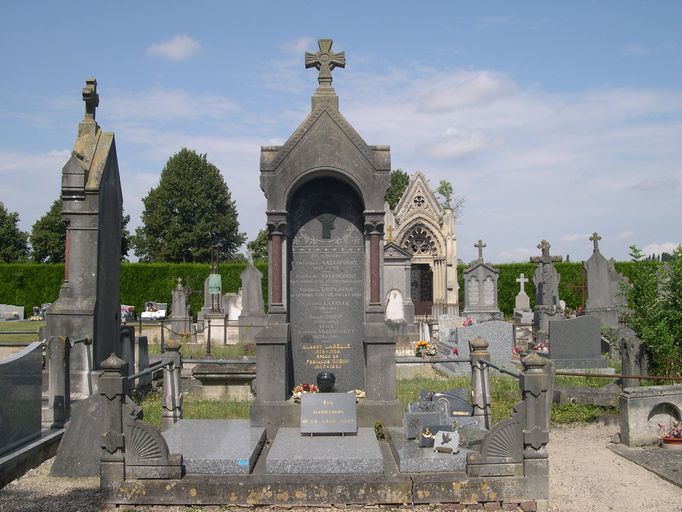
<box><xmin>289</xmin><ymin>179</ymin><xmax>365</xmax><ymax>391</ymax></box>
<box><xmin>300</xmin><ymin>392</ymin><xmax>357</xmax><ymax>435</ymax></box>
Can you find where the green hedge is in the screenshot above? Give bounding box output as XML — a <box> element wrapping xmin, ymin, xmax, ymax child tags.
<box><xmin>0</xmin><ymin>260</ymin><xmax>645</xmax><ymax>319</ymax></box>
<box><xmin>0</xmin><ymin>262</ymin><xmax>267</xmax><ymax>319</ymax></box>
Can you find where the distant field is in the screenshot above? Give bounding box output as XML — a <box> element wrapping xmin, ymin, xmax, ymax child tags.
<box><xmin>0</xmin><ymin>320</ymin><xmax>43</xmax><ymax>343</ymax></box>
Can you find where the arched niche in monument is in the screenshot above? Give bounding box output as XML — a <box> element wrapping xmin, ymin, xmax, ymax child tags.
<box><xmin>286</xmin><ymin>176</ymin><xmax>366</xmax><ymax>391</ymax></box>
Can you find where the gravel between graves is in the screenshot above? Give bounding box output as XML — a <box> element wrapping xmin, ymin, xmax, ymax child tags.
<box><xmin>1</xmin><ymin>423</ymin><xmax>680</xmax><ymax>512</ymax></box>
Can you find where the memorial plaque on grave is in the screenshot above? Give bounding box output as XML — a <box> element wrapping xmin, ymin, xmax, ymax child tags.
<box><xmin>289</xmin><ymin>180</ymin><xmax>365</xmax><ymax>391</ymax></box>
<box><xmin>300</xmin><ymin>392</ymin><xmax>357</xmax><ymax>435</ymax></box>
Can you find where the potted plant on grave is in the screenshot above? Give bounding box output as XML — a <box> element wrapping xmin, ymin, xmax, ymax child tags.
<box><xmin>658</xmin><ymin>420</ymin><xmax>682</xmax><ymax>450</ymax></box>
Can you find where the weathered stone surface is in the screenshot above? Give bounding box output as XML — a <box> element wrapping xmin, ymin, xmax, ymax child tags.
<box><xmin>289</xmin><ymin>179</ymin><xmax>366</xmax><ymax>391</ymax></box>
<box><xmin>0</xmin><ymin>342</ymin><xmax>42</xmax><ymax>456</ymax></box>
<box><xmin>389</xmin><ymin>428</ymin><xmax>472</xmax><ymax>472</ymax></box>
<box><xmin>548</xmin><ymin>316</ymin><xmax>606</xmax><ymax>369</ymax></box>
<box><xmin>463</xmin><ymin>240</ymin><xmax>502</xmax><ymax>322</ymax></box>
<box><xmin>619</xmin><ymin>384</ymin><xmax>682</xmax><ymax>447</ymax></box>
<box><xmin>0</xmin><ymin>304</ymin><xmax>24</xmax><ymax>321</ymax></box>
<box><xmin>608</xmin><ymin>443</ymin><xmax>682</xmax><ymax>488</ymax></box>
<box><xmin>584</xmin><ymin>233</ymin><xmax>624</xmax><ymax>329</ymax></box>
<box><xmin>43</xmin><ymin>78</ymin><xmax>123</xmax><ymax>396</ymax></box>
<box><xmin>162</xmin><ymin>420</ymin><xmax>265</xmax><ymax>474</ymax></box>
<box><xmin>438</xmin><ymin>320</ymin><xmax>514</xmax><ymax>375</ymax></box>
<box><xmin>265</xmin><ymin>427</ymin><xmax>382</xmax><ymax>474</ymax></box>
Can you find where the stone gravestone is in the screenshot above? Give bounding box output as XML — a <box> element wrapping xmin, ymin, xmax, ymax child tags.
<box><xmin>43</xmin><ymin>78</ymin><xmax>123</xmax><ymax>397</ymax></box>
<box><xmin>0</xmin><ymin>304</ymin><xmax>24</xmax><ymax>321</ymax></box>
<box><xmin>548</xmin><ymin>316</ymin><xmax>606</xmax><ymax>369</ymax></box>
<box><xmin>584</xmin><ymin>232</ymin><xmax>623</xmax><ymax>329</ymax></box>
<box><xmin>252</xmin><ymin>39</ymin><xmax>400</xmax><ymax>432</ymax></box>
<box><xmin>512</xmin><ymin>273</ymin><xmax>533</xmax><ymax>345</ymax></box>
<box><xmin>462</xmin><ymin>239</ymin><xmax>502</xmax><ymax>322</ymax></box>
<box><xmin>530</xmin><ymin>240</ymin><xmax>563</xmax><ymax>343</ymax></box>
<box><xmin>437</xmin><ymin>320</ymin><xmax>514</xmax><ymax>375</ymax></box>
<box><xmin>383</xmin><ymin>240</ymin><xmax>418</xmax><ymax>338</ymax></box>
<box><xmin>238</xmin><ymin>256</ymin><xmax>266</xmax><ymax>342</ymax></box>
<box><xmin>618</xmin><ymin>326</ymin><xmax>648</xmax><ymax>388</ymax></box>
<box><xmin>170</xmin><ymin>278</ymin><xmax>191</xmax><ymax>339</ymax></box>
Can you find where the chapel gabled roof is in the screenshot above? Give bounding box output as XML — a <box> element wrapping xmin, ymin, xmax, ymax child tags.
<box><xmin>393</xmin><ymin>170</ymin><xmax>444</xmax><ymax>224</ymax></box>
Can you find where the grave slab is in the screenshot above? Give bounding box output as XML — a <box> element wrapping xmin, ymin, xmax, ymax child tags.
<box><xmin>388</xmin><ymin>428</ymin><xmax>473</xmax><ymax>472</ymax></box>
<box><xmin>265</xmin><ymin>427</ymin><xmax>382</xmax><ymax>474</ymax></box>
<box><xmin>608</xmin><ymin>444</ymin><xmax>682</xmax><ymax>488</ymax></box>
<box><xmin>162</xmin><ymin>420</ymin><xmax>265</xmax><ymax>474</ymax></box>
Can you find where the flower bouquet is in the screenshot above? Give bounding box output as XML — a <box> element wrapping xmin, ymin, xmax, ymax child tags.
<box><xmin>462</xmin><ymin>316</ymin><xmax>474</xmax><ymax>327</ymax></box>
<box><xmin>415</xmin><ymin>340</ymin><xmax>429</xmax><ymax>357</ymax></box>
<box><xmin>292</xmin><ymin>383</ymin><xmax>319</xmax><ymax>402</ymax></box>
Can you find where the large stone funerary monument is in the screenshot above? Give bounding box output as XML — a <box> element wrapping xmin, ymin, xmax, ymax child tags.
<box><xmin>251</xmin><ymin>39</ymin><xmax>401</xmax><ymax>430</ymax></box>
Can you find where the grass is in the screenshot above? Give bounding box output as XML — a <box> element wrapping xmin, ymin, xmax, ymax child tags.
<box><xmin>0</xmin><ymin>320</ymin><xmax>43</xmax><ymax>343</ymax></box>
<box><xmin>137</xmin><ymin>391</ymin><xmax>250</xmax><ymax>430</ymax></box>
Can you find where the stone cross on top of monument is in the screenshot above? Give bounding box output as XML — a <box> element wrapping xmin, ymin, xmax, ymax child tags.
<box><xmin>530</xmin><ymin>240</ymin><xmax>562</xmax><ymax>264</ymax></box>
<box><xmin>305</xmin><ymin>39</ymin><xmax>346</xmax><ymax>87</ymax></box>
<box><xmin>82</xmin><ymin>78</ymin><xmax>99</xmax><ymax>121</ymax></box>
<box><xmin>474</xmin><ymin>239</ymin><xmax>486</xmax><ymax>261</ymax></box>
<box><xmin>516</xmin><ymin>273</ymin><xmax>529</xmax><ymax>294</ymax></box>
<box><xmin>590</xmin><ymin>232</ymin><xmax>602</xmax><ymax>252</ymax></box>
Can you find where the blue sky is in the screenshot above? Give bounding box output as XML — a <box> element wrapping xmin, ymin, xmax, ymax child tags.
<box><xmin>1</xmin><ymin>1</ymin><xmax>681</xmax><ymax>263</ymax></box>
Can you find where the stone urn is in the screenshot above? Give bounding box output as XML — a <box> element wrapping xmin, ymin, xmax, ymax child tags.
<box><xmin>316</xmin><ymin>371</ymin><xmax>335</xmax><ymax>393</ymax></box>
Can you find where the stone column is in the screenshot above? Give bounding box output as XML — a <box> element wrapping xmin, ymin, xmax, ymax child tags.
<box><xmin>520</xmin><ymin>352</ymin><xmax>552</xmax><ymax>500</ymax></box>
<box><xmin>45</xmin><ymin>336</ymin><xmax>70</xmax><ymax>429</ymax></box>
<box><xmin>135</xmin><ymin>335</ymin><xmax>151</xmax><ymax>392</ymax></box>
<box><xmin>99</xmin><ymin>353</ymin><xmax>128</xmax><ymax>490</ymax></box>
<box><xmin>470</xmin><ymin>337</ymin><xmax>492</xmax><ymax>430</ymax></box>
<box><xmin>268</xmin><ymin>217</ymin><xmax>287</xmax><ymax>311</ymax></box>
<box><xmin>367</xmin><ymin>221</ymin><xmax>382</xmax><ymax>305</ymax></box>
<box><xmin>161</xmin><ymin>339</ymin><xmax>183</xmax><ymax>431</ymax></box>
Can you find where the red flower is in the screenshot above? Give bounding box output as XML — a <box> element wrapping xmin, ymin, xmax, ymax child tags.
<box><xmin>453</xmin><ymin>348</ymin><xmax>459</xmax><ymax>356</ymax></box>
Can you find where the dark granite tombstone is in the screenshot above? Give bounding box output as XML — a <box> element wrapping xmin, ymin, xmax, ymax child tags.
<box><xmin>252</xmin><ymin>39</ymin><xmax>401</xmax><ymax>431</ymax></box>
<box><xmin>289</xmin><ymin>179</ymin><xmax>365</xmax><ymax>391</ymax></box>
<box><xmin>549</xmin><ymin>316</ymin><xmax>606</xmax><ymax>369</ymax></box>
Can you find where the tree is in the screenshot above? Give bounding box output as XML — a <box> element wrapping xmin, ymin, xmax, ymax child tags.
<box><xmin>132</xmin><ymin>148</ymin><xmax>246</xmax><ymax>262</ymax></box>
<box><xmin>434</xmin><ymin>179</ymin><xmax>465</xmax><ymax>217</ymax></box>
<box><xmin>30</xmin><ymin>199</ymin><xmax>65</xmax><ymax>263</ymax></box>
<box><xmin>623</xmin><ymin>244</ymin><xmax>682</xmax><ymax>377</ymax></box>
<box><xmin>0</xmin><ymin>202</ymin><xmax>29</xmax><ymax>262</ymax></box>
<box><xmin>384</xmin><ymin>169</ymin><xmax>409</xmax><ymax>209</ymax></box>
<box><xmin>247</xmin><ymin>228</ymin><xmax>268</xmax><ymax>261</ymax></box>
<box><xmin>30</xmin><ymin>199</ymin><xmax>131</xmax><ymax>262</ymax></box>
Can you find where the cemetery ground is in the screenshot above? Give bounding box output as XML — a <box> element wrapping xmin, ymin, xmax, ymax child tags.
<box><xmin>2</xmin><ymin>373</ymin><xmax>681</xmax><ymax>511</ymax></box>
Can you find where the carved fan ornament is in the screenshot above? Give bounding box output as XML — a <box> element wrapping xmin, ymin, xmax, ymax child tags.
<box><xmin>402</xmin><ymin>224</ymin><xmax>438</xmax><ymax>256</ymax></box>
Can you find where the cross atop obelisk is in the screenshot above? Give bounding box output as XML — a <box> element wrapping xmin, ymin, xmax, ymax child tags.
<box><xmin>589</xmin><ymin>232</ymin><xmax>602</xmax><ymax>252</ymax></box>
<box><xmin>82</xmin><ymin>78</ymin><xmax>99</xmax><ymax>121</ymax></box>
<box><xmin>305</xmin><ymin>39</ymin><xmax>345</xmax><ymax>87</ymax></box>
<box><xmin>474</xmin><ymin>239</ymin><xmax>486</xmax><ymax>261</ymax></box>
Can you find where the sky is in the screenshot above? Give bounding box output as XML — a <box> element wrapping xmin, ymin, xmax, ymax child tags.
<box><xmin>1</xmin><ymin>1</ymin><xmax>681</xmax><ymax>264</ymax></box>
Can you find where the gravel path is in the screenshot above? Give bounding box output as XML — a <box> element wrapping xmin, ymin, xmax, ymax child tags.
<box><xmin>1</xmin><ymin>423</ymin><xmax>680</xmax><ymax>512</ymax></box>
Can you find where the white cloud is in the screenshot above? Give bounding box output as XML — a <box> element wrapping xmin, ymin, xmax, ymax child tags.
<box><xmin>417</xmin><ymin>71</ymin><xmax>517</xmax><ymax>112</ymax></box>
<box><xmin>146</xmin><ymin>35</ymin><xmax>201</xmax><ymax>61</ymax></box>
<box><xmin>642</xmin><ymin>242</ymin><xmax>681</xmax><ymax>256</ymax></box>
<box><xmin>496</xmin><ymin>247</ymin><xmax>537</xmax><ymax>262</ymax></box>
<box><xmin>630</xmin><ymin>175</ymin><xmax>680</xmax><ymax>192</ymax></box>
<box><xmin>616</xmin><ymin>230</ymin><xmax>636</xmax><ymax>240</ymax></box>
<box><xmin>624</xmin><ymin>43</ymin><xmax>651</xmax><ymax>57</ymax></box>
<box><xmin>560</xmin><ymin>233</ymin><xmax>589</xmax><ymax>243</ymax></box>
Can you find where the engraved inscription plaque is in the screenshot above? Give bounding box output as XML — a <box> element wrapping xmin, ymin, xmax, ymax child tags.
<box><xmin>300</xmin><ymin>392</ymin><xmax>357</xmax><ymax>435</ymax></box>
<box><xmin>289</xmin><ymin>179</ymin><xmax>365</xmax><ymax>391</ymax></box>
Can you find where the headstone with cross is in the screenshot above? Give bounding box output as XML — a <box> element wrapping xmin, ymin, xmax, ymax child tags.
<box><xmin>514</xmin><ymin>273</ymin><xmax>531</xmax><ymax>312</ymax></box>
<box><xmin>462</xmin><ymin>238</ymin><xmax>501</xmax><ymax>322</ymax></box>
<box><xmin>584</xmin><ymin>232</ymin><xmax>623</xmax><ymax>329</ymax></box>
<box><xmin>530</xmin><ymin>240</ymin><xmax>563</xmax><ymax>341</ymax></box>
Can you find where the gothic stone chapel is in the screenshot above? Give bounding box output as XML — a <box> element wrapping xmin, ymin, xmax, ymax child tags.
<box><xmin>252</xmin><ymin>40</ymin><xmax>401</xmax><ymax>429</ymax></box>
